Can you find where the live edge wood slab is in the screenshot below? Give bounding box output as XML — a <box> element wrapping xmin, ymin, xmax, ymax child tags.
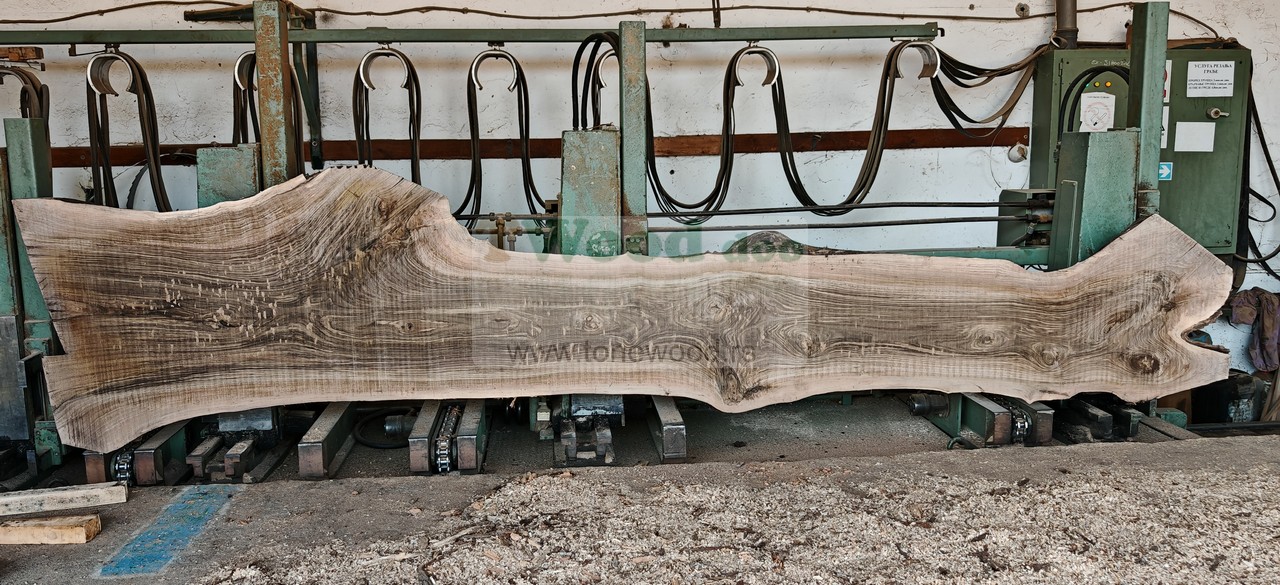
<box><xmin>15</xmin><ymin>168</ymin><xmax>1230</xmax><ymax>452</ymax></box>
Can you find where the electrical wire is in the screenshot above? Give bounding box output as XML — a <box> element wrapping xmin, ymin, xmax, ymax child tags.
<box><xmin>1235</xmin><ymin>88</ymin><xmax>1280</xmax><ymax>269</ymax></box>
<box><xmin>0</xmin><ymin>2</ymin><xmax>1221</xmax><ymax>39</ymax></box>
<box><xmin>304</xmin><ymin>3</ymin><xmax>1220</xmax><ymax>39</ymax></box>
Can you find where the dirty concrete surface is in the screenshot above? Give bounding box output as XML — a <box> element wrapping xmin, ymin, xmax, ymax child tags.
<box><xmin>1</xmin><ymin>435</ymin><xmax>1278</xmax><ymax>584</ymax></box>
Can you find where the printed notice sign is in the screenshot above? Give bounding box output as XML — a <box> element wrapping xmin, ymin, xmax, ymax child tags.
<box><xmin>1186</xmin><ymin>61</ymin><xmax>1235</xmax><ymax>98</ymax></box>
<box><xmin>1079</xmin><ymin>92</ymin><xmax>1116</xmax><ymax>132</ymax></box>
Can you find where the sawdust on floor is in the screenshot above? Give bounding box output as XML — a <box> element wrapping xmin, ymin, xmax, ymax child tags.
<box><xmin>200</xmin><ymin>442</ymin><xmax>1280</xmax><ymax>585</ymax></box>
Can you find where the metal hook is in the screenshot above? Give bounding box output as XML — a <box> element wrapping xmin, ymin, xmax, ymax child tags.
<box><xmin>730</xmin><ymin>45</ymin><xmax>781</xmax><ymax>87</ymax></box>
<box><xmin>233</xmin><ymin>51</ymin><xmax>256</xmax><ymax>91</ymax></box>
<box><xmin>893</xmin><ymin>41</ymin><xmax>940</xmax><ymax>80</ymax></box>
<box><xmin>86</xmin><ymin>50</ymin><xmax>136</xmax><ymax>97</ymax></box>
<box><xmin>357</xmin><ymin>46</ymin><xmax>415</xmax><ymax>91</ymax></box>
<box><xmin>468</xmin><ymin>49</ymin><xmax>519</xmax><ymax>92</ymax></box>
<box><xmin>590</xmin><ymin>49</ymin><xmax>617</xmax><ymax>89</ymax></box>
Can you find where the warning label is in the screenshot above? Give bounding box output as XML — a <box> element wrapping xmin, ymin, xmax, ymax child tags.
<box><xmin>1186</xmin><ymin>61</ymin><xmax>1235</xmax><ymax>98</ymax></box>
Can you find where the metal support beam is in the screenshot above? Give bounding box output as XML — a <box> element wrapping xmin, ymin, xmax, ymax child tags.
<box><xmin>649</xmin><ymin>396</ymin><xmax>687</xmax><ymax>462</ymax></box>
<box><xmin>242</xmin><ymin>437</ymin><xmax>294</xmax><ymax>483</ymax></box>
<box><xmin>618</xmin><ymin>21</ymin><xmax>649</xmax><ymax>255</ymax></box>
<box><xmin>83</xmin><ymin>450</ymin><xmax>112</xmax><ymax>484</ymax></box>
<box><xmin>0</xmin><ymin>316</ymin><xmax>29</xmax><ymax>444</ymax></box>
<box><xmin>132</xmin><ymin>419</ymin><xmax>189</xmax><ymax>486</ymax></box>
<box><xmin>253</xmin><ymin>0</ymin><xmax>298</xmax><ymax>186</ymax></box>
<box><xmin>1127</xmin><ymin>2</ymin><xmax>1170</xmax><ymax>196</ymax></box>
<box><xmin>2</xmin><ymin>119</ymin><xmax>53</xmax><ymax>355</ymax></box>
<box><xmin>222</xmin><ymin>439</ymin><xmax>258</xmax><ymax>479</ymax></box>
<box><xmin>407</xmin><ymin>400</ymin><xmax>442</xmax><ymax>474</ymax></box>
<box><xmin>0</xmin><ymin>156</ymin><xmax>20</xmax><ymax>320</ymax></box>
<box><xmin>455</xmin><ymin>399</ymin><xmax>487</xmax><ymax>473</ymax></box>
<box><xmin>919</xmin><ymin>393</ymin><xmax>1013</xmax><ymax>447</ymax></box>
<box><xmin>186</xmin><ymin>436</ymin><xmax>223</xmax><ymax>480</ymax></box>
<box><xmin>297</xmin><ymin>401</ymin><xmax>355</xmax><ymax>479</ymax></box>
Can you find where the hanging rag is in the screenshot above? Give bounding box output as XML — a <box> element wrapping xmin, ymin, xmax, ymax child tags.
<box><xmin>1230</xmin><ymin>287</ymin><xmax>1280</xmax><ymax>372</ymax></box>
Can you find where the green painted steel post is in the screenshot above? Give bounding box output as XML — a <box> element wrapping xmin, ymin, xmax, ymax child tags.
<box><xmin>618</xmin><ymin>21</ymin><xmax>649</xmax><ymax>255</ymax></box>
<box><xmin>295</xmin><ymin>12</ymin><xmax>324</xmax><ymax>170</ymax></box>
<box><xmin>559</xmin><ymin>130</ymin><xmax>621</xmax><ymax>256</ymax></box>
<box><xmin>1048</xmin><ymin>130</ymin><xmax>1140</xmax><ymax>269</ymax></box>
<box><xmin>2</xmin><ymin>119</ymin><xmax>54</xmax><ymax>355</ymax></box>
<box><xmin>1127</xmin><ymin>2</ymin><xmax>1169</xmax><ymax>199</ymax></box>
<box><xmin>253</xmin><ymin>0</ymin><xmax>299</xmax><ymax>187</ymax></box>
<box><xmin>0</xmin><ymin>155</ymin><xmax>19</xmax><ymax>319</ymax></box>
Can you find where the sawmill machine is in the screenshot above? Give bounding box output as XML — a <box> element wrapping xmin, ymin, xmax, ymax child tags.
<box><xmin>0</xmin><ymin>1</ymin><xmax>1266</xmax><ymax>486</ymax></box>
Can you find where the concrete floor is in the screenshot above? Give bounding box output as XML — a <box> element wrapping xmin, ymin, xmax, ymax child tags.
<box><xmin>7</xmin><ymin>397</ymin><xmax>1260</xmax><ymax>584</ymax></box>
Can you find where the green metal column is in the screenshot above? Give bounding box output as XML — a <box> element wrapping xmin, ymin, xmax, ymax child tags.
<box><xmin>618</xmin><ymin>21</ymin><xmax>649</xmax><ymax>255</ymax></box>
<box><xmin>0</xmin><ymin>150</ymin><xmax>31</xmax><ymax>443</ymax></box>
<box><xmin>2</xmin><ymin>119</ymin><xmax>54</xmax><ymax>355</ymax></box>
<box><xmin>1127</xmin><ymin>2</ymin><xmax>1170</xmax><ymax>203</ymax></box>
<box><xmin>1048</xmin><ymin>130</ymin><xmax>1140</xmax><ymax>269</ymax></box>
<box><xmin>0</xmin><ymin>155</ymin><xmax>19</xmax><ymax>319</ymax></box>
<box><xmin>253</xmin><ymin>0</ymin><xmax>299</xmax><ymax>187</ymax></box>
<box><xmin>294</xmin><ymin>12</ymin><xmax>323</xmax><ymax>170</ymax></box>
<box><xmin>558</xmin><ymin>130</ymin><xmax>621</xmax><ymax>256</ymax></box>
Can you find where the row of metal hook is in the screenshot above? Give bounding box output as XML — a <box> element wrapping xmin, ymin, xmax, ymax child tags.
<box><xmin>21</xmin><ymin>39</ymin><xmax>945</xmax><ymax>225</ymax></box>
<box><xmin>572</xmin><ymin>34</ymin><xmax>942</xmax><ymax>224</ymax></box>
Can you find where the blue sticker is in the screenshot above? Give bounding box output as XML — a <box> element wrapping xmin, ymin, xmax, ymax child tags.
<box><xmin>1158</xmin><ymin>162</ymin><xmax>1174</xmax><ymax>181</ymax></box>
<box><xmin>99</xmin><ymin>484</ymin><xmax>242</xmax><ymax>577</ymax></box>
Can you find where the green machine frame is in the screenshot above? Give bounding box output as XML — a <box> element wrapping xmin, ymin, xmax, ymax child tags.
<box><xmin>1029</xmin><ymin>41</ymin><xmax>1251</xmax><ymax>257</ymax></box>
<box><xmin>0</xmin><ymin>2</ymin><xmax>1216</xmax><ymax>462</ymax></box>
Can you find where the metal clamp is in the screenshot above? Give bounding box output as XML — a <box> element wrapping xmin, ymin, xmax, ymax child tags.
<box><xmin>233</xmin><ymin>50</ymin><xmax>257</xmax><ymax>91</ymax></box>
<box><xmin>352</xmin><ymin>44</ymin><xmax>422</xmax><ymax>184</ymax></box>
<box><xmin>730</xmin><ymin>44</ymin><xmax>781</xmax><ymax>87</ymax></box>
<box><xmin>468</xmin><ymin>48</ymin><xmax>520</xmax><ymax>92</ymax></box>
<box><xmin>357</xmin><ymin>44</ymin><xmax>415</xmax><ymax>90</ymax></box>
<box><xmin>893</xmin><ymin>41</ymin><xmax>940</xmax><ymax>80</ymax></box>
<box><xmin>86</xmin><ymin>49</ymin><xmax>136</xmax><ymax>97</ymax></box>
<box><xmin>589</xmin><ymin>49</ymin><xmax>616</xmax><ymax>89</ymax></box>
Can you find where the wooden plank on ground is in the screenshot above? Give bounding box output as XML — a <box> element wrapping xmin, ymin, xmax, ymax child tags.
<box><xmin>0</xmin><ymin>482</ymin><xmax>127</xmax><ymax>517</ymax></box>
<box><xmin>0</xmin><ymin>514</ymin><xmax>101</xmax><ymax>544</ymax></box>
<box><xmin>13</xmin><ymin>168</ymin><xmax>1232</xmax><ymax>453</ymax></box>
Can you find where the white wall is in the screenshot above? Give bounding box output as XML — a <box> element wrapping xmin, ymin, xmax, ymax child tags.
<box><xmin>6</xmin><ymin>0</ymin><xmax>1278</xmax><ymax>370</ymax></box>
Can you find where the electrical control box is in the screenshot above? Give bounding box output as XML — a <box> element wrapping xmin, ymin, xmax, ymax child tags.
<box><xmin>1030</xmin><ymin>44</ymin><xmax>1251</xmax><ymax>255</ymax></box>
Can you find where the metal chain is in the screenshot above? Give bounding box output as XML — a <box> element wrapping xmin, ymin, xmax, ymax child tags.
<box><xmin>990</xmin><ymin>396</ymin><xmax>1031</xmax><ymax>444</ymax></box>
<box><xmin>434</xmin><ymin>404</ymin><xmax>463</xmax><ymax>473</ymax></box>
<box><xmin>113</xmin><ymin>451</ymin><xmax>134</xmax><ymax>484</ymax></box>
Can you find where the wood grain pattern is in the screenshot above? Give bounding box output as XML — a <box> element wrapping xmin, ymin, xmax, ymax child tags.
<box><xmin>0</xmin><ymin>482</ymin><xmax>127</xmax><ymax>517</ymax></box>
<box><xmin>0</xmin><ymin>514</ymin><xmax>101</xmax><ymax>545</ymax></box>
<box><xmin>14</xmin><ymin>168</ymin><xmax>1230</xmax><ymax>452</ymax></box>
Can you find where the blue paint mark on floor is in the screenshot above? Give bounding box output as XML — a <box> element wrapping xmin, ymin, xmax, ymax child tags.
<box><xmin>99</xmin><ymin>484</ymin><xmax>243</xmax><ymax>577</ymax></box>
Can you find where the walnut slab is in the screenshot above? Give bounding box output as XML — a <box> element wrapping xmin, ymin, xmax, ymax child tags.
<box><xmin>14</xmin><ymin>168</ymin><xmax>1230</xmax><ymax>452</ymax></box>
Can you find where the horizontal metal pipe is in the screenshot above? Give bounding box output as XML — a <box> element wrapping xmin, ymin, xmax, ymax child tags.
<box><xmin>468</xmin><ymin>227</ymin><xmax>553</xmax><ymax>235</ymax></box>
<box><xmin>456</xmin><ymin>213</ymin><xmax>554</xmax><ymax>221</ymax></box>
<box><xmin>647</xmin><ymin>200</ymin><xmax>1038</xmax><ymax>219</ymax></box>
<box><xmin>0</xmin><ymin>24</ymin><xmax>937</xmax><ymax>46</ymax></box>
<box><xmin>647</xmin><ymin>215</ymin><xmax>1028</xmax><ymax>233</ymax></box>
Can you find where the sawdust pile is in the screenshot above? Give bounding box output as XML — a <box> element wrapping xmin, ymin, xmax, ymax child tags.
<box><xmin>202</xmin><ymin>451</ymin><xmax>1280</xmax><ymax>585</ymax></box>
